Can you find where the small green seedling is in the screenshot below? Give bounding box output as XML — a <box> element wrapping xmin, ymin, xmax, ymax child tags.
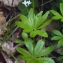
<box><xmin>50</xmin><ymin>3</ymin><xmax>63</xmax><ymax>22</ymax></box>
<box><xmin>51</xmin><ymin>30</ymin><xmax>63</xmax><ymax>47</ymax></box>
<box><xmin>16</xmin><ymin>39</ymin><xmax>55</xmax><ymax>63</ymax></box>
<box><xmin>16</xmin><ymin>8</ymin><xmax>52</xmax><ymax>38</ymax></box>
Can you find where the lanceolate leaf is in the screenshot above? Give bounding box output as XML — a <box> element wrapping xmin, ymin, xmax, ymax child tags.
<box><xmin>61</xmin><ymin>18</ymin><xmax>63</xmax><ymax>22</ymax></box>
<box><xmin>27</xmin><ymin>59</ymin><xmax>34</xmax><ymax>63</ymax></box>
<box><xmin>50</xmin><ymin>10</ymin><xmax>62</xmax><ymax>20</ymax></box>
<box><xmin>37</xmin><ymin>46</ymin><xmax>54</xmax><ymax>57</ymax></box>
<box><xmin>34</xmin><ymin>11</ymin><xmax>43</xmax><ymax>28</ymax></box>
<box><xmin>60</xmin><ymin>3</ymin><xmax>63</xmax><ymax>16</ymax></box>
<box><xmin>28</xmin><ymin>8</ymin><xmax>34</xmax><ymax>28</ymax></box>
<box><xmin>57</xmin><ymin>39</ymin><xmax>63</xmax><ymax>47</ymax></box>
<box><xmin>36</xmin><ymin>11</ymin><xmax>43</xmax><ymax>17</ymax></box>
<box><xmin>38</xmin><ymin>19</ymin><xmax>52</xmax><ymax>29</ymax></box>
<box><xmin>52</xmin><ymin>16</ymin><xmax>62</xmax><ymax>20</ymax></box>
<box><xmin>52</xmin><ymin>30</ymin><xmax>63</xmax><ymax>36</ymax></box>
<box><xmin>27</xmin><ymin>58</ymin><xmax>42</xmax><ymax>63</ymax></box>
<box><xmin>20</xmin><ymin>14</ymin><xmax>33</xmax><ymax>29</ymax></box>
<box><xmin>35</xmin><ymin>11</ymin><xmax>49</xmax><ymax>28</ymax></box>
<box><xmin>36</xmin><ymin>30</ymin><xmax>48</xmax><ymax>37</ymax></box>
<box><xmin>24</xmin><ymin>39</ymin><xmax>34</xmax><ymax>54</ymax></box>
<box><xmin>15</xmin><ymin>21</ymin><xmax>32</xmax><ymax>31</ymax></box>
<box><xmin>18</xmin><ymin>55</ymin><xmax>31</xmax><ymax>60</ymax></box>
<box><xmin>16</xmin><ymin>47</ymin><xmax>31</xmax><ymax>56</ymax></box>
<box><xmin>40</xmin><ymin>58</ymin><xmax>55</xmax><ymax>63</ymax></box>
<box><xmin>30</xmin><ymin>30</ymin><xmax>48</xmax><ymax>37</ymax></box>
<box><xmin>51</xmin><ymin>36</ymin><xmax>62</xmax><ymax>40</ymax></box>
<box><xmin>20</xmin><ymin>14</ymin><xmax>28</xmax><ymax>22</ymax></box>
<box><xmin>34</xmin><ymin>40</ymin><xmax>44</xmax><ymax>55</ymax></box>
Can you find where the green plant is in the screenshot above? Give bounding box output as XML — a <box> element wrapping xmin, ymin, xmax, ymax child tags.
<box><xmin>18</xmin><ymin>0</ymin><xmax>38</xmax><ymax>15</ymax></box>
<box><xmin>51</xmin><ymin>30</ymin><xmax>63</xmax><ymax>47</ymax></box>
<box><xmin>16</xmin><ymin>39</ymin><xmax>55</xmax><ymax>63</ymax></box>
<box><xmin>50</xmin><ymin>3</ymin><xmax>63</xmax><ymax>22</ymax></box>
<box><xmin>15</xmin><ymin>8</ymin><xmax>52</xmax><ymax>38</ymax></box>
<box><xmin>57</xmin><ymin>56</ymin><xmax>63</xmax><ymax>63</ymax></box>
<box><xmin>51</xmin><ymin>0</ymin><xmax>62</xmax><ymax>10</ymax></box>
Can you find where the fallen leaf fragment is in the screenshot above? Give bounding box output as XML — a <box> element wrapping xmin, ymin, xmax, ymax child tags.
<box><xmin>0</xmin><ymin>0</ymin><xmax>22</xmax><ymax>7</ymax></box>
<box><xmin>2</xmin><ymin>41</ymin><xmax>21</xmax><ymax>54</ymax></box>
<box><xmin>0</xmin><ymin>12</ymin><xmax>7</xmax><ymax>35</ymax></box>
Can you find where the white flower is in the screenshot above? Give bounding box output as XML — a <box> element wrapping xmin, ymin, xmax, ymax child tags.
<box><xmin>27</xmin><ymin>0</ymin><xmax>32</xmax><ymax>6</ymax></box>
<box><xmin>22</xmin><ymin>0</ymin><xmax>32</xmax><ymax>7</ymax></box>
<box><xmin>22</xmin><ymin>0</ymin><xmax>27</xmax><ymax>7</ymax></box>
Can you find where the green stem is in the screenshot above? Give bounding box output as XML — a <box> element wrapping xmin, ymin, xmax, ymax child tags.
<box><xmin>26</xmin><ymin>7</ymin><xmax>29</xmax><ymax>14</ymax></box>
<box><xmin>32</xmin><ymin>0</ymin><xmax>34</xmax><ymax>13</ymax></box>
<box><xmin>41</xmin><ymin>0</ymin><xmax>43</xmax><ymax>10</ymax></box>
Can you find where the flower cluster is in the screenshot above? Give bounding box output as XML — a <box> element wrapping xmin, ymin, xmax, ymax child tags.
<box><xmin>22</xmin><ymin>0</ymin><xmax>32</xmax><ymax>7</ymax></box>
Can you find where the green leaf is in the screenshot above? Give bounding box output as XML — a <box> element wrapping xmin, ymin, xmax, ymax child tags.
<box><xmin>57</xmin><ymin>56</ymin><xmax>63</xmax><ymax>60</ymax></box>
<box><xmin>34</xmin><ymin>40</ymin><xmax>44</xmax><ymax>56</ymax></box>
<box><xmin>35</xmin><ymin>11</ymin><xmax>49</xmax><ymax>28</ymax></box>
<box><xmin>15</xmin><ymin>21</ymin><xmax>32</xmax><ymax>32</ymax></box>
<box><xmin>27</xmin><ymin>58</ymin><xmax>55</xmax><ymax>63</ymax></box>
<box><xmin>20</xmin><ymin>14</ymin><xmax>33</xmax><ymax>29</ymax></box>
<box><xmin>52</xmin><ymin>30</ymin><xmax>63</xmax><ymax>36</ymax></box>
<box><xmin>24</xmin><ymin>39</ymin><xmax>34</xmax><ymax>54</ymax></box>
<box><xmin>30</xmin><ymin>30</ymin><xmax>48</xmax><ymax>37</ymax></box>
<box><xmin>36</xmin><ymin>11</ymin><xmax>43</xmax><ymax>17</ymax></box>
<box><xmin>34</xmin><ymin>11</ymin><xmax>43</xmax><ymax>28</ymax></box>
<box><xmin>22</xmin><ymin>32</ymin><xmax>28</xmax><ymax>40</ymax></box>
<box><xmin>61</xmin><ymin>18</ymin><xmax>63</xmax><ymax>22</ymax></box>
<box><xmin>51</xmin><ymin>36</ymin><xmax>62</xmax><ymax>40</ymax></box>
<box><xmin>18</xmin><ymin>55</ymin><xmax>31</xmax><ymax>60</ymax></box>
<box><xmin>18</xmin><ymin>2</ymin><xmax>27</xmax><ymax>15</ymax></box>
<box><xmin>28</xmin><ymin>8</ymin><xmax>34</xmax><ymax>28</ymax></box>
<box><xmin>52</xmin><ymin>16</ymin><xmax>62</xmax><ymax>20</ymax></box>
<box><xmin>16</xmin><ymin>47</ymin><xmax>31</xmax><ymax>56</ymax></box>
<box><xmin>27</xmin><ymin>59</ymin><xmax>34</xmax><ymax>63</ymax></box>
<box><xmin>60</xmin><ymin>3</ymin><xmax>63</xmax><ymax>16</ymax></box>
<box><xmin>27</xmin><ymin>58</ymin><xmax>42</xmax><ymax>63</ymax></box>
<box><xmin>15</xmin><ymin>39</ymin><xmax>24</xmax><ymax>44</ymax></box>
<box><xmin>37</xmin><ymin>46</ymin><xmax>54</xmax><ymax>57</ymax></box>
<box><xmin>23</xmin><ymin>28</ymin><xmax>33</xmax><ymax>32</ymax></box>
<box><xmin>50</xmin><ymin>10</ymin><xmax>62</xmax><ymax>20</ymax></box>
<box><xmin>30</xmin><ymin>31</ymin><xmax>36</xmax><ymax>37</ymax></box>
<box><xmin>20</xmin><ymin>14</ymin><xmax>28</xmax><ymax>22</ymax></box>
<box><xmin>57</xmin><ymin>39</ymin><xmax>63</xmax><ymax>47</ymax></box>
<box><xmin>15</xmin><ymin>21</ymin><xmax>23</xmax><ymax>28</ymax></box>
<box><xmin>38</xmin><ymin>19</ymin><xmax>52</xmax><ymax>29</ymax></box>
<box><xmin>41</xmin><ymin>58</ymin><xmax>55</xmax><ymax>63</ymax></box>
<box><xmin>37</xmin><ymin>30</ymin><xmax>48</xmax><ymax>37</ymax></box>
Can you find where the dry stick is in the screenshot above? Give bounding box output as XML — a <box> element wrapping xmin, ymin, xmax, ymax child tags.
<box><xmin>1</xmin><ymin>49</ymin><xmax>18</xmax><ymax>63</ymax></box>
<box><xmin>39</xmin><ymin>0</ymin><xmax>53</xmax><ymax>7</ymax></box>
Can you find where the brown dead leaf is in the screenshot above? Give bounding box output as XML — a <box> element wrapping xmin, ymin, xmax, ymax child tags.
<box><xmin>15</xmin><ymin>58</ymin><xmax>25</xmax><ymax>63</ymax></box>
<box><xmin>2</xmin><ymin>41</ymin><xmax>21</xmax><ymax>54</ymax></box>
<box><xmin>2</xmin><ymin>41</ymin><xmax>16</xmax><ymax>54</ymax></box>
<box><xmin>1</xmin><ymin>51</ymin><xmax>13</xmax><ymax>63</ymax></box>
<box><xmin>0</xmin><ymin>0</ymin><xmax>22</xmax><ymax>7</ymax></box>
<box><xmin>0</xmin><ymin>12</ymin><xmax>7</xmax><ymax>35</ymax></box>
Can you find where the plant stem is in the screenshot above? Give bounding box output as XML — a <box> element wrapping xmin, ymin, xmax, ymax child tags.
<box><xmin>32</xmin><ymin>0</ymin><xmax>34</xmax><ymax>13</ymax></box>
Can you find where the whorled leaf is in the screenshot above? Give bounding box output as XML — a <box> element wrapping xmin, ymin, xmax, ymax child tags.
<box><xmin>52</xmin><ymin>30</ymin><xmax>63</xmax><ymax>36</ymax></box>
<box><xmin>34</xmin><ymin>40</ymin><xmax>44</xmax><ymax>56</ymax></box>
<box><xmin>16</xmin><ymin>47</ymin><xmax>31</xmax><ymax>56</ymax></box>
<box><xmin>50</xmin><ymin>10</ymin><xmax>62</xmax><ymax>20</ymax></box>
<box><xmin>60</xmin><ymin>3</ymin><xmax>63</xmax><ymax>16</ymax></box>
<box><xmin>36</xmin><ymin>46</ymin><xmax>54</xmax><ymax>57</ymax></box>
<box><xmin>30</xmin><ymin>30</ymin><xmax>48</xmax><ymax>38</ymax></box>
